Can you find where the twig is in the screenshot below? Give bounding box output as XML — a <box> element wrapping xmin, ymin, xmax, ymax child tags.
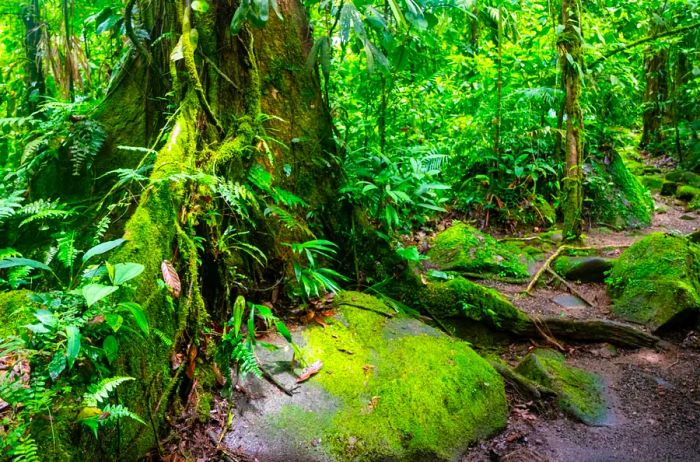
<box><xmin>524</xmin><ymin>245</ymin><xmax>570</xmax><ymax>294</ymax></box>
<box><xmin>531</xmin><ymin>316</ymin><xmax>566</xmax><ymax>352</ymax></box>
<box><xmin>545</xmin><ymin>267</ymin><xmax>597</xmax><ymax>308</ymax></box>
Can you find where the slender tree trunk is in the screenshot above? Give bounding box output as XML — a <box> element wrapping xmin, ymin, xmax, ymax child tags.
<box><xmin>494</xmin><ymin>15</ymin><xmax>503</xmax><ymax>159</ymax></box>
<box><xmin>558</xmin><ymin>0</ymin><xmax>584</xmax><ymax>241</ymax></box>
<box><xmin>21</xmin><ymin>0</ymin><xmax>45</xmax><ymax>113</ymax></box>
<box><xmin>640</xmin><ymin>21</ymin><xmax>669</xmax><ymax>154</ymax></box>
<box><xmin>470</xmin><ymin>2</ymin><xmax>480</xmax><ymax>54</ymax></box>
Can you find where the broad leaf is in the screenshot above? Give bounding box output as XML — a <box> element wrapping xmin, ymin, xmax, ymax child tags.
<box><xmin>118</xmin><ymin>302</ymin><xmax>149</xmax><ymax>335</ymax></box>
<box><xmin>103</xmin><ymin>335</ymin><xmax>119</xmax><ymax>364</ymax></box>
<box><xmin>191</xmin><ymin>0</ymin><xmax>209</xmax><ymax>13</ymax></box>
<box><xmin>82</xmin><ymin>284</ymin><xmax>119</xmax><ymax>307</ymax></box>
<box><xmin>66</xmin><ymin>325</ymin><xmax>81</xmax><ymax>369</ymax></box>
<box><xmin>0</xmin><ymin>257</ymin><xmax>51</xmax><ymax>271</ymax></box>
<box><xmin>82</xmin><ymin>238</ymin><xmax>126</xmax><ymax>264</ymax></box>
<box><xmin>112</xmin><ymin>262</ymin><xmax>144</xmax><ymax>285</ymax></box>
<box><xmin>161</xmin><ymin>260</ymin><xmax>181</xmax><ymax>298</ymax></box>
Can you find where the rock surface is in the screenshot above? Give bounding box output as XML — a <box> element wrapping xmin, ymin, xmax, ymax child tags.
<box><xmin>607</xmin><ymin>233</ymin><xmax>700</xmax><ymax>331</ymax></box>
<box><xmin>515</xmin><ymin>349</ymin><xmax>608</xmax><ymax>425</ymax></box>
<box><xmin>224</xmin><ymin>291</ymin><xmax>508</xmax><ymax>461</ymax></box>
<box><xmin>552</xmin><ymin>255</ymin><xmax>615</xmax><ymax>283</ymax></box>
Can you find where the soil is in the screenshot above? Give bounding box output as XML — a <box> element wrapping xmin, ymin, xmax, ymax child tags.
<box><xmin>464</xmin><ymin>194</ymin><xmax>700</xmax><ymax>462</ymax></box>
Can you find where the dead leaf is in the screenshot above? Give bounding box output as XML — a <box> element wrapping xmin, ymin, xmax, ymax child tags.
<box><xmin>185</xmin><ymin>344</ymin><xmax>198</xmax><ymax>380</ymax></box>
<box><xmin>296</xmin><ymin>360</ymin><xmax>323</xmax><ymax>383</ymax></box>
<box><xmin>171</xmin><ymin>352</ymin><xmax>184</xmax><ymax>370</ymax></box>
<box><xmin>212</xmin><ymin>364</ymin><xmax>226</xmax><ymax>386</ymax></box>
<box><xmin>161</xmin><ymin>260</ymin><xmax>181</xmax><ymax>298</ymax></box>
<box><xmin>367</xmin><ymin>395</ymin><xmax>380</xmax><ymax>413</ymax></box>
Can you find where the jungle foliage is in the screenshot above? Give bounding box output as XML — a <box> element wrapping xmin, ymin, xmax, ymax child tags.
<box><xmin>0</xmin><ymin>0</ymin><xmax>698</xmax><ymax>459</ymax></box>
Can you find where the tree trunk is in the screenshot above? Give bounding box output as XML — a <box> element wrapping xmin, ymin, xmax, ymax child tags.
<box><xmin>75</xmin><ymin>1</ymin><xmax>337</xmax><ymax>458</ymax></box>
<box><xmin>640</xmin><ymin>21</ymin><xmax>669</xmax><ymax>154</ymax></box>
<box><xmin>558</xmin><ymin>0</ymin><xmax>583</xmax><ymax>242</ymax></box>
<box><xmin>21</xmin><ymin>0</ymin><xmax>45</xmax><ymax>114</ymax></box>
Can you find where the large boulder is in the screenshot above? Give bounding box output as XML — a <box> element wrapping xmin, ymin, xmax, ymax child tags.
<box><xmin>515</xmin><ymin>349</ymin><xmax>607</xmax><ymax>425</ymax></box>
<box><xmin>607</xmin><ymin>233</ymin><xmax>700</xmax><ymax>331</ymax></box>
<box><xmin>586</xmin><ymin>152</ymin><xmax>654</xmax><ymax>229</ymax></box>
<box><xmin>224</xmin><ymin>291</ymin><xmax>508</xmax><ymax>461</ymax></box>
<box><xmin>427</xmin><ymin>221</ymin><xmax>529</xmax><ymax>279</ymax></box>
<box><xmin>552</xmin><ymin>255</ymin><xmax>615</xmax><ymax>283</ymax></box>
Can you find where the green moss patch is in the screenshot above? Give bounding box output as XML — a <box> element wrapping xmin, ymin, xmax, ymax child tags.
<box><xmin>515</xmin><ymin>349</ymin><xmax>607</xmax><ymax>425</ymax></box>
<box><xmin>265</xmin><ymin>291</ymin><xmax>508</xmax><ymax>461</ymax></box>
<box><xmin>586</xmin><ymin>152</ymin><xmax>654</xmax><ymax>229</ymax></box>
<box><xmin>0</xmin><ymin>290</ymin><xmax>34</xmax><ymax>338</ymax></box>
<box><xmin>428</xmin><ymin>221</ymin><xmax>529</xmax><ymax>279</ymax></box>
<box><xmin>607</xmin><ymin>233</ymin><xmax>700</xmax><ymax>331</ymax></box>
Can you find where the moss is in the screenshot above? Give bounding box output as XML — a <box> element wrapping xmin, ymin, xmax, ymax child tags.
<box><xmin>412</xmin><ymin>276</ymin><xmax>532</xmax><ymax>333</ymax></box>
<box><xmin>428</xmin><ymin>221</ymin><xmax>529</xmax><ymax>279</ymax></box>
<box><xmin>640</xmin><ymin>175</ymin><xmax>664</xmax><ymax>193</ymax></box>
<box><xmin>0</xmin><ymin>290</ymin><xmax>34</xmax><ymax>338</ymax></box>
<box><xmin>665</xmin><ymin>170</ymin><xmax>700</xmax><ymax>187</ymax></box>
<box><xmin>515</xmin><ymin>349</ymin><xmax>607</xmax><ymax>425</ymax></box>
<box><xmin>675</xmin><ymin>184</ymin><xmax>700</xmax><ymax>202</ymax></box>
<box><xmin>272</xmin><ymin>291</ymin><xmax>507</xmax><ymax>461</ymax></box>
<box><xmin>607</xmin><ymin>233</ymin><xmax>700</xmax><ymax>331</ymax></box>
<box><xmin>587</xmin><ymin>152</ymin><xmax>654</xmax><ymax>230</ymax></box>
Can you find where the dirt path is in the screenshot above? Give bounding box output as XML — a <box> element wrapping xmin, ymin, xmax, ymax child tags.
<box><xmin>463</xmin><ymin>196</ymin><xmax>700</xmax><ymax>462</ymax></box>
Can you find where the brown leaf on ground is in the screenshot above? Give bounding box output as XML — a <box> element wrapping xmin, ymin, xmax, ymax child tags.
<box><xmin>296</xmin><ymin>360</ymin><xmax>323</xmax><ymax>383</ymax></box>
<box><xmin>161</xmin><ymin>260</ymin><xmax>181</xmax><ymax>298</ymax></box>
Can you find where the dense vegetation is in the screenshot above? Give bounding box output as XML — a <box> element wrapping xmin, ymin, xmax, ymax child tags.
<box><xmin>0</xmin><ymin>0</ymin><xmax>698</xmax><ymax>460</ymax></box>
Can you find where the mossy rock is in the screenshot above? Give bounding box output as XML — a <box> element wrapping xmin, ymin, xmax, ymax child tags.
<box><xmin>427</xmin><ymin>221</ymin><xmax>529</xmax><ymax>279</ymax></box>
<box><xmin>586</xmin><ymin>152</ymin><xmax>654</xmax><ymax>230</ymax></box>
<box><xmin>660</xmin><ymin>181</ymin><xmax>679</xmax><ymax>196</ymax></box>
<box><xmin>640</xmin><ymin>175</ymin><xmax>664</xmax><ymax>193</ymax></box>
<box><xmin>415</xmin><ymin>276</ymin><xmax>531</xmax><ymax>333</ymax></box>
<box><xmin>225</xmin><ymin>292</ymin><xmax>508</xmax><ymax>462</ymax></box>
<box><xmin>665</xmin><ymin>170</ymin><xmax>700</xmax><ymax>187</ymax></box>
<box><xmin>675</xmin><ymin>185</ymin><xmax>700</xmax><ymax>211</ymax></box>
<box><xmin>552</xmin><ymin>256</ymin><xmax>616</xmax><ymax>283</ymax></box>
<box><xmin>607</xmin><ymin>233</ymin><xmax>700</xmax><ymax>331</ymax></box>
<box><xmin>515</xmin><ymin>349</ymin><xmax>607</xmax><ymax>425</ymax></box>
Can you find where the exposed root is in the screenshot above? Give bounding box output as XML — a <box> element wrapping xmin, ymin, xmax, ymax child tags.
<box><xmin>490</xmin><ymin>358</ymin><xmax>556</xmax><ymax>400</ymax></box>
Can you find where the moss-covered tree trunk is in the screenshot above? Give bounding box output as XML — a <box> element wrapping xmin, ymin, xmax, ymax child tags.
<box><xmin>76</xmin><ymin>0</ymin><xmax>338</xmax><ymax>458</ymax></box>
<box><xmin>558</xmin><ymin>0</ymin><xmax>584</xmax><ymax>242</ymax></box>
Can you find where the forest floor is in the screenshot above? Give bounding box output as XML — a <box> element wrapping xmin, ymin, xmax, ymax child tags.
<box><xmin>165</xmin><ymin>197</ymin><xmax>700</xmax><ymax>462</ymax></box>
<box><xmin>464</xmin><ymin>194</ymin><xmax>700</xmax><ymax>462</ymax></box>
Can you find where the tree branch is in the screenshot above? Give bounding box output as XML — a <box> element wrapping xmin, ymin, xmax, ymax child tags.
<box><xmin>589</xmin><ymin>22</ymin><xmax>700</xmax><ymax>69</ymax></box>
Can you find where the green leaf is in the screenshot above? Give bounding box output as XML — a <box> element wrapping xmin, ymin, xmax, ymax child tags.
<box><xmin>275</xmin><ymin>321</ymin><xmax>292</xmax><ymax>343</ymax></box>
<box><xmin>233</xmin><ymin>295</ymin><xmax>245</xmax><ymax>336</ymax></box>
<box><xmin>0</xmin><ymin>257</ymin><xmax>51</xmax><ymax>271</ymax></box>
<box><xmin>82</xmin><ymin>238</ymin><xmax>126</xmax><ymax>264</ymax></box>
<box><xmin>118</xmin><ymin>302</ymin><xmax>149</xmax><ymax>335</ymax></box>
<box><xmin>230</xmin><ymin>1</ymin><xmax>250</xmax><ymax>35</ymax></box>
<box><xmin>106</xmin><ymin>313</ymin><xmax>124</xmax><ymax>332</ymax></box>
<box><xmin>111</xmin><ymin>262</ymin><xmax>144</xmax><ymax>285</ymax></box>
<box><xmin>191</xmin><ymin>0</ymin><xmax>209</xmax><ymax>13</ymax></box>
<box><xmin>66</xmin><ymin>325</ymin><xmax>81</xmax><ymax>369</ymax></box>
<box><xmin>82</xmin><ymin>283</ymin><xmax>119</xmax><ymax>307</ymax></box>
<box><xmin>35</xmin><ymin>309</ymin><xmax>57</xmax><ymax>327</ymax></box>
<box><xmin>48</xmin><ymin>351</ymin><xmax>66</xmax><ymax>381</ymax></box>
<box><xmin>103</xmin><ymin>335</ymin><xmax>119</xmax><ymax>364</ymax></box>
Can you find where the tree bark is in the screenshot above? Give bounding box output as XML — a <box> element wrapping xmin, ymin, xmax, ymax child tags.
<box><xmin>81</xmin><ymin>1</ymin><xmax>337</xmax><ymax>457</ymax></box>
<box><xmin>640</xmin><ymin>21</ymin><xmax>670</xmax><ymax>154</ymax></box>
<box><xmin>558</xmin><ymin>0</ymin><xmax>583</xmax><ymax>242</ymax></box>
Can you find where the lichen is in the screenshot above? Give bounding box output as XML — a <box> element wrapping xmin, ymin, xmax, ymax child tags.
<box><xmin>273</xmin><ymin>291</ymin><xmax>508</xmax><ymax>461</ymax></box>
<box><xmin>428</xmin><ymin>221</ymin><xmax>530</xmax><ymax>279</ymax></box>
<box><xmin>515</xmin><ymin>348</ymin><xmax>607</xmax><ymax>425</ymax></box>
<box><xmin>607</xmin><ymin>233</ymin><xmax>700</xmax><ymax>330</ymax></box>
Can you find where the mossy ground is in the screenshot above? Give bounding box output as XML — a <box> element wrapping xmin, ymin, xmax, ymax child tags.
<box><xmin>515</xmin><ymin>348</ymin><xmax>607</xmax><ymax>425</ymax></box>
<box><xmin>428</xmin><ymin>221</ymin><xmax>530</xmax><ymax>279</ymax></box>
<box><xmin>272</xmin><ymin>291</ymin><xmax>508</xmax><ymax>461</ymax></box>
<box><xmin>607</xmin><ymin>233</ymin><xmax>700</xmax><ymax>330</ymax></box>
<box><xmin>0</xmin><ymin>290</ymin><xmax>34</xmax><ymax>338</ymax></box>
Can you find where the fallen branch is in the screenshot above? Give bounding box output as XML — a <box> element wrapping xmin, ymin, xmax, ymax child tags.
<box><xmin>545</xmin><ymin>267</ymin><xmax>597</xmax><ymax>308</ymax></box>
<box><xmin>338</xmin><ymin>302</ymin><xmax>395</xmax><ymax>318</ymax></box>
<box><xmin>524</xmin><ymin>245</ymin><xmax>570</xmax><ymax>294</ymax></box>
<box><xmin>522</xmin><ymin>317</ymin><xmax>659</xmax><ymax>348</ymax></box>
<box><xmin>259</xmin><ymin>366</ymin><xmax>297</xmax><ymax>396</ymax></box>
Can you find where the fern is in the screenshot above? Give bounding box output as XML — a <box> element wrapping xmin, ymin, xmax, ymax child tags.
<box><xmin>92</xmin><ymin>215</ymin><xmax>111</xmax><ymax>245</ymax></box>
<box><xmin>101</xmin><ymin>403</ymin><xmax>146</xmax><ymax>425</ymax></box>
<box><xmin>56</xmin><ymin>232</ymin><xmax>79</xmax><ymax>270</ymax></box>
<box><xmin>82</xmin><ymin>376</ymin><xmax>135</xmax><ymax>407</ymax></box>
<box><xmin>21</xmin><ymin>137</ymin><xmax>48</xmax><ymax>166</ymax></box>
<box><xmin>0</xmin><ymin>188</ymin><xmax>26</xmax><ymax>222</ymax></box>
<box><xmin>152</xmin><ymin>328</ymin><xmax>173</xmax><ymax>346</ymax></box>
<box><xmin>232</xmin><ymin>342</ymin><xmax>262</xmax><ymax>378</ymax></box>
<box><xmin>17</xmin><ymin>199</ymin><xmax>74</xmax><ymax>228</ymax></box>
<box><xmin>68</xmin><ymin>119</ymin><xmax>107</xmax><ymax>176</ymax></box>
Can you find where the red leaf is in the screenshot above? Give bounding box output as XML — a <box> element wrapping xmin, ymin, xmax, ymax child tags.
<box><xmin>296</xmin><ymin>360</ymin><xmax>323</xmax><ymax>383</ymax></box>
<box><xmin>161</xmin><ymin>260</ymin><xmax>181</xmax><ymax>298</ymax></box>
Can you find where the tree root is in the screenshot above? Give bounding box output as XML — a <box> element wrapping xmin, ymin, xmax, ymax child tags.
<box><xmin>520</xmin><ymin>316</ymin><xmax>660</xmax><ymax>348</ymax></box>
<box><xmin>489</xmin><ymin>358</ymin><xmax>556</xmax><ymax>400</ymax></box>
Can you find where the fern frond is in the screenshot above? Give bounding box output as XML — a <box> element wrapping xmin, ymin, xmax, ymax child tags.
<box><xmin>21</xmin><ymin>137</ymin><xmax>48</xmax><ymax>165</ymax></box>
<box><xmin>101</xmin><ymin>404</ymin><xmax>146</xmax><ymax>425</ymax></box>
<box><xmin>92</xmin><ymin>215</ymin><xmax>112</xmax><ymax>245</ymax></box>
<box><xmin>69</xmin><ymin>119</ymin><xmax>107</xmax><ymax>176</ymax></box>
<box><xmin>232</xmin><ymin>342</ymin><xmax>262</xmax><ymax>378</ymax></box>
<box><xmin>0</xmin><ymin>188</ymin><xmax>26</xmax><ymax>222</ymax></box>
<box><xmin>56</xmin><ymin>232</ymin><xmax>79</xmax><ymax>270</ymax></box>
<box><xmin>152</xmin><ymin>328</ymin><xmax>173</xmax><ymax>346</ymax></box>
<box><xmin>82</xmin><ymin>376</ymin><xmax>135</xmax><ymax>407</ymax></box>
